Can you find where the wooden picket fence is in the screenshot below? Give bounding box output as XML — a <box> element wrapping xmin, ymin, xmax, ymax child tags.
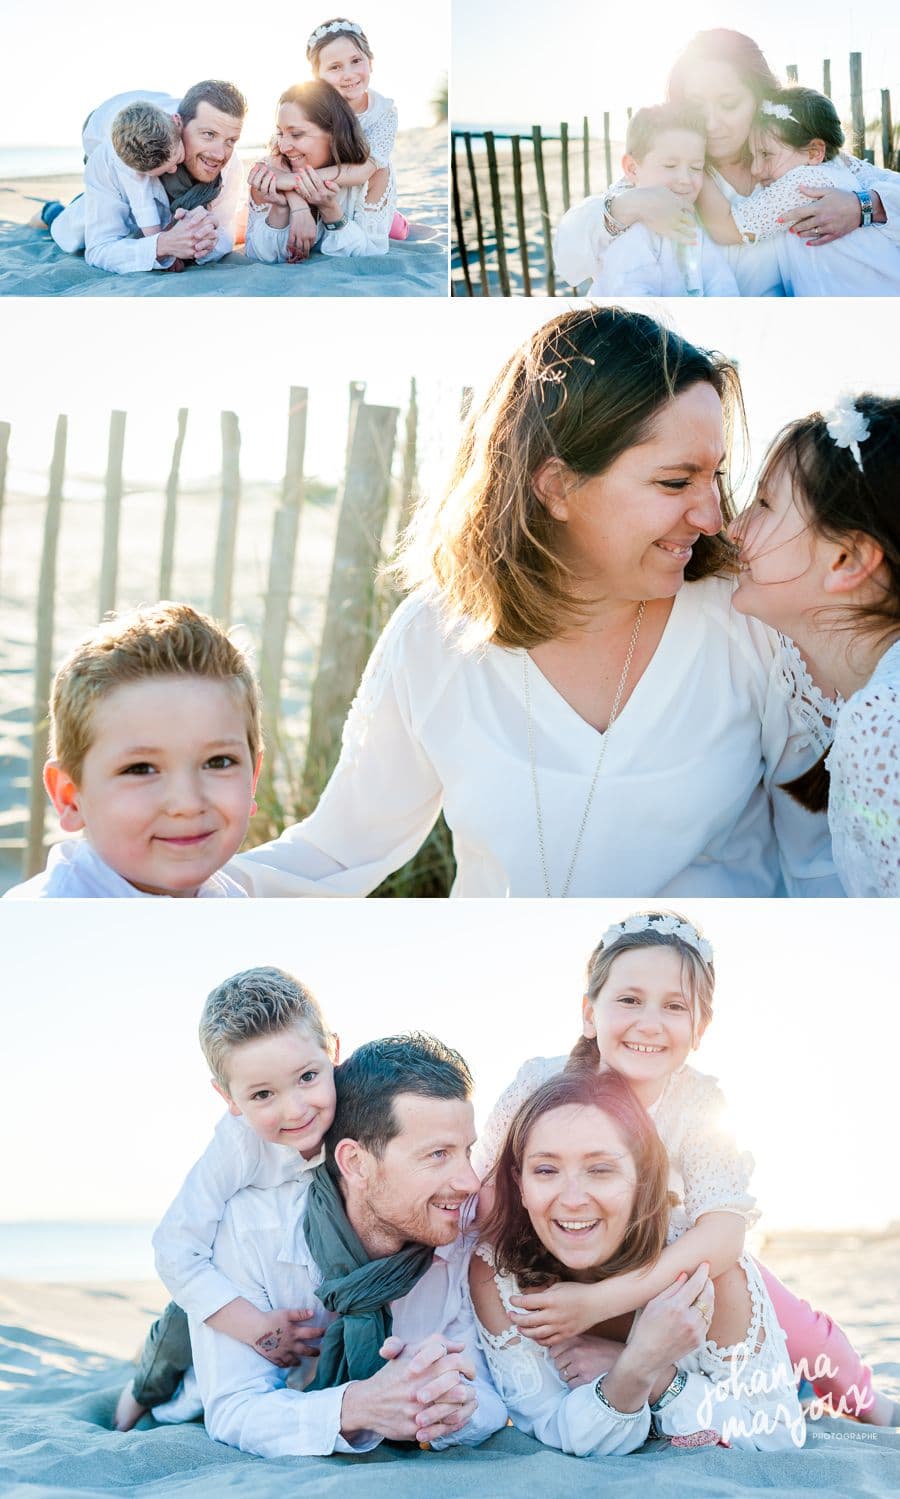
<box><xmin>0</xmin><ymin>384</ymin><xmax>457</xmax><ymax>897</ymax></box>
<box><xmin>452</xmin><ymin>51</ymin><xmax>900</xmax><ymax>296</ymax></box>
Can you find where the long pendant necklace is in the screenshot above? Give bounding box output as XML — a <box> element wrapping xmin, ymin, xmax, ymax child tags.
<box><xmin>523</xmin><ymin>600</ymin><xmax>646</xmax><ymax>898</ymax></box>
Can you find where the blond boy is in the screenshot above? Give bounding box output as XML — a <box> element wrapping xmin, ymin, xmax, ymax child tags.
<box><xmin>4</xmin><ymin>603</ymin><xmax>262</xmax><ymax>899</ymax></box>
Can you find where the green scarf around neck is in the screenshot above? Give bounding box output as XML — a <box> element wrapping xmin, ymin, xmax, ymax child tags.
<box><xmin>303</xmin><ymin>1163</ymin><xmax>434</xmax><ymax>1390</ymax></box>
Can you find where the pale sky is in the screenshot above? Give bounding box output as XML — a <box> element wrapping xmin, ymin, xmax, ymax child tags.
<box><xmin>1</xmin><ymin>898</ymin><xmax>898</xmax><ymax>1234</ymax></box>
<box><xmin>1</xmin><ymin>298</ymin><xmax>898</xmax><ymax>502</ymax></box>
<box><xmin>0</xmin><ymin>0</ymin><xmax>448</xmax><ymax>144</ymax></box>
<box><xmin>452</xmin><ymin>0</ymin><xmax>900</xmax><ymax>127</ymax></box>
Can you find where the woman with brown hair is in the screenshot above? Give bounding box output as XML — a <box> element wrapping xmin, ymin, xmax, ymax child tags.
<box><xmin>469</xmin><ymin>1067</ymin><xmax>803</xmax><ymax>1454</ymax></box>
<box><xmin>245</xmin><ymin>81</ymin><xmax>391</xmax><ymax>261</ymax></box>
<box><xmin>555</xmin><ymin>29</ymin><xmax>900</xmax><ymax>297</ymax></box>
<box><xmin>233</xmin><ymin>304</ymin><xmax>839</xmax><ymax>898</ymax></box>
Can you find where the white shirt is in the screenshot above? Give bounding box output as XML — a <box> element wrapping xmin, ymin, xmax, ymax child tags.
<box><xmin>152</xmin><ymin>1175</ymin><xmax>508</xmax><ymax>1457</ymax></box>
<box><xmin>50</xmin><ymin>90</ymin><xmax>243</xmax><ymax>273</ymax></box>
<box><xmin>153</xmin><ymin>1112</ymin><xmax>320</xmax><ymax>1323</ymax></box>
<box><xmin>473</xmin><ymin>1245</ymin><xmax>803</xmax><ymax>1454</ymax></box>
<box><xmin>729</xmin><ymin>158</ymin><xmax>900</xmax><ymax>297</ymax></box>
<box><xmin>596</xmin><ymin>221</ymin><xmax>739</xmax><ymax>296</ymax></box>
<box><xmin>230</xmin><ymin>578</ymin><xmax>842</xmax><ymax>898</ymax></box>
<box><xmin>244</xmin><ymin>181</ymin><xmax>390</xmax><ymax>263</ymax></box>
<box><xmin>2</xmin><ymin>838</ymin><xmax>248</xmax><ymax>899</ymax></box>
<box><xmin>827</xmin><ymin>639</ymin><xmax>900</xmax><ymax>896</ymax></box>
<box><xmin>554</xmin><ymin>180</ymin><xmax>784</xmax><ymax>297</ymax></box>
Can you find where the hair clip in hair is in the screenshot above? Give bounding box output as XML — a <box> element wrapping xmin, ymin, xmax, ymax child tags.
<box><xmin>600</xmin><ymin>913</ymin><xmax>714</xmax><ymax>964</ymax></box>
<box><xmin>823</xmin><ymin>395</ymin><xmax>870</xmax><ymax>472</ymax></box>
<box><xmin>760</xmin><ymin>99</ymin><xmax>798</xmax><ymax>123</ymax></box>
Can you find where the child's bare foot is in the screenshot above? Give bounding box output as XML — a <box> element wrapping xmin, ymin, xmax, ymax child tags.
<box><xmin>29</xmin><ymin>200</ymin><xmax>64</xmax><ymax>231</ymax></box>
<box><xmin>857</xmin><ymin>1389</ymin><xmax>900</xmax><ymax>1426</ymax></box>
<box><xmin>113</xmin><ymin>1380</ymin><xmax>148</xmax><ymax>1432</ymax></box>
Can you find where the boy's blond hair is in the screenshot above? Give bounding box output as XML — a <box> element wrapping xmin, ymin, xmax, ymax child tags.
<box><xmin>200</xmin><ymin>967</ymin><xmax>336</xmax><ymax>1093</ymax></box>
<box><xmin>110</xmin><ymin>101</ymin><xmax>182</xmax><ymax>173</ymax></box>
<box><xmin>49</xmin><ymin>602</ymin><xmax>262</xmax><ymax>784</ymax></box>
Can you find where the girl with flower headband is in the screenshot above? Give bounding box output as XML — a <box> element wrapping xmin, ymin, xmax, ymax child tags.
<box><xmin>473</xmin><ymin>912</ymin><xmax>898</xmax><ymax>1426</ymax></box>
<box><xmin>731</xmin><ymin>395</ymin><xmax>900</xmax><ymax>896</ymax></box>
<box><xmin>696</xmin><ymin>87</ymin><xmax>900</xmax><ymax>296</ymax></box>
<box><xmin>556</xmin><ymin>30</ymin><xmax>900</xmax><ymax>298</ymax></box>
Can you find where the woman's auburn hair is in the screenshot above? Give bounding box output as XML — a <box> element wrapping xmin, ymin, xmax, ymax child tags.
<box><xmin>479</xmin><ymin>1066</ymin><xmax>672</xmax><ymax>1290</ymax></box>
<box><xmin>397</xmin><ymin>306</ymin><xmax>744</xmax><ymax>649</ymax></box>
<box><xmin>277</xmin><ymin>80</ymin><xmax>368</xmax><ymax>166</ymax></box>
<box><xmin>667</xmin><ymin>29</ymin><xmax>781</xmax><ymax>104</ymax></box>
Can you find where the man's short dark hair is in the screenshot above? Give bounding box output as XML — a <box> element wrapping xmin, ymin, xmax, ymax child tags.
<box><xmin>326</xmin><ymin>1033</ymin><xmax>473</xmax><ymax>1176</ymax></box>
<box><xmin>178</xmin><ymin>80</ymin><xmax>247</xmax><ymax>125</ymax></box>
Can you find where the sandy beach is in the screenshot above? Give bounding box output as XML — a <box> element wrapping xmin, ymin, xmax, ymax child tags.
<box><xmin>1</xmin><ymin>1230</ymin><xmax>898</xmax><ymax>1497</ymax></box>
<box><xmin>0</xmin><ymin>130</ymin><xmax>448</xmax><ymax>297</ymax></box>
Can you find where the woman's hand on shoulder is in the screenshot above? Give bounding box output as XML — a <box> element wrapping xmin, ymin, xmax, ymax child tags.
<box><xmin>618</xmin><ymin>185</ymin><xmax>698</xmax><ymax>243</ymax></box>
<box><xmin>778</xmin><ymin>186</ymin><xmax>868</xmax><ymax>246</ymax></box>
<box><xmin>625</xmin><ymin>1263</ymin><xmax>713</xmax><ymax>1372</ymax></box>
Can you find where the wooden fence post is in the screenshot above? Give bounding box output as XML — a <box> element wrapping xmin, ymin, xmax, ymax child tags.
<box><xmin>603</xmin><ymin>111</ymin><xmax>612</xmax><ymax>188</ymax></box>
<box><xmin>463</xmin><ymin>132</ymin><xmax>490</xmax><ymax>295</ymax></box>
<box><xmin>25</xmin><ymin>415</ymin><xmax>67</xmax><ymax>878</ymax></box>
<box><xmin>159</xmin><ymin>408</ymin><xmax>187</xmax><ymax>599</ymax></box>
<box><xmin>484</xmin><ymin>131</ymin><xmax>511</xmax><ymax>296</ymax></box>
<box><xmin>531</xmin><ymin>126</ymin><xmax>555</xmax><ymax>296</ymax></box>
<box><xmin>560</xmin><ymin>121</ymin><xmax>571</xmax><ymax>213</ymax></box>
<box><xmin>451</xmin><ymin>134</ymin><xmax>474</xmax><ymax>296</ymax></box>
<box><xmin>98</xmin><ymin>409</ymin><xmax>126</xmax><ymax>618</ymax></box>
<box><xmin>850</xmin><ymin>53</ymin><xmax>866</xmax><ymax>160</ymax></box>
<box><xmin>211</xmin><ymin>411</ymin><xmax>241</xmax><ymax>623</ymax></box>
<box><xmin>256</xmin><ymin>387</ymin><xmax>308</xmax><ymax>827</ymax></box>
<box><xmin>882</xmin><ymin>90</ymin><xmax>895</xmax><ymax>170</ymax></box>
<box><xmin>396</xmin><ymin>376</ymin><xmax>419</xmax><ymax>543</ymax></box>
<box><xmin>786</xmin><ymin>63</ymin><xmax>798</xmax><ymax>82</ymax></box>
<box><xmin>823</xmin><ymin>59</ymin><xmax>831</xmax><ymax>97</ymax></box>
<box><xmin>302</xmin><ymin>403</ymin><xmax>399</xmax><ymax>799</ymax></box>
<box><xmin>510</xmin><ymin>136</ymin><xmax>532</xmax><ymax>297</ymax></box>
<box><xmin>582</xmin><ymin>116</ymin><xmax>590</xmax><ymax>197</ymax></box>
<box><xmin>0</xmin><ymin>421</ymin><xmax>9</xmax><ymax>578</ymax></box>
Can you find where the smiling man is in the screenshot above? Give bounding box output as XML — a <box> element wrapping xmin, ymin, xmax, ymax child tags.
<box><xmin>152</xmin><ymin>1034</ymin><xmax>507</xmax><ymax>1457</ymax></box>
<box><xmin>38</xmin><ymin>81</ymin><xmax>247</xmax><ymax>274</ymax></box>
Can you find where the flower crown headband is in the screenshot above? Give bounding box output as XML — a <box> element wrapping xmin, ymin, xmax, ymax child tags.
<box><xmin>600</xmin><ymin>913</ymin><xmax>714</xmax><ymax>964</ymax></box>
<box><xmin>307</xmin><ymin>19</ymin><xmax>364</xmax><ymax>52</ymax></box>
<box><xmin>823</xmin><ymin>394</ymin><xmax>871</xmax><ymax>473</ymax></box>
<box><xmin>760</xmin><ymin>99</ymin><xmax>799</xmax><ymax>124</ymax></box>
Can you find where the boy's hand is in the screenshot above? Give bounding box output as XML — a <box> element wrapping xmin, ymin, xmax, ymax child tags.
<box><xmin>509</xmin><ymin>1278</ymin><xmax>606</xmax><ymax>1346</ymax></box>
<box><xmin>250</xmin><ymin>1307</ymin><xmax>326</xmax><ymax>1367</ymax></box>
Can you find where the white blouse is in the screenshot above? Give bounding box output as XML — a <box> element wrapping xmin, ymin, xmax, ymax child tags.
<box><xmin>594</xmin><ymin>222</ymin><xmax>739</xmax><ymax>296</ymax></box>
<box><xmin>728</xmin><ymin>157</ymin><xmax>900</xmax><ymax>297</ymax></box>
<box><xmin>472</xmin><ymin>1244</ymin><xmax>803</xmax><ymax>1454</ymax></box>
<box><xmin>244</xmin><ymin>180</ymin><xmax>390</xmax><ymax>262</ymax></box>
<box><xmin>473</xmin><ymin>1057</ymin><xmax>758</xmax><ymax>1235</ymax></box>
<box><xmin>230</xmin><ymin>578</ymin><xmax>842</xmax><ymax>898</ymax></box>
<box><xmin>827</xmin><ymin>639</ymin><xmax>900</xmax><ymax>896</ymax></box>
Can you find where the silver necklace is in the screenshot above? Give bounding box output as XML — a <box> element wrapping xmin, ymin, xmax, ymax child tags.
<box><xmin>523</xmin><ymin>600</ymin><xmax>646</xmax><ymax>898</ymax></box>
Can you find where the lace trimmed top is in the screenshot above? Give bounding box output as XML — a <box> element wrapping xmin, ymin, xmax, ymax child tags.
<box><xmin>827</xmin><ymin>639</ymin><xmax>900</xmax><ymax>896</ymax></box>
<box><xmin>472</xmin><ymin>1056</ymin><xmax>759</xmax><ymax>1234</ymax></box>
<box><xmin>470</xmin><ymin>1243</ymin><xmax>803</xmax><ymax>1452</ymax></box>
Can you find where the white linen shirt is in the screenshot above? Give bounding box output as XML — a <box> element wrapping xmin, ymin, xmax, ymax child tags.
<box><xmin>152</xmin><ymin>1176</ymin><xmax>508</xmax><ymax>1457</ymax></box>
<box><xmin>595</xmin><ymin>222</ymin><xmax>739</xmax><ymax>296</ymax></box>
<box><xmin>50</xmin><ymin>90</ymin><xmax>243</xmax><ymax>273</ymax></box>
<box><xmin>153</xmin><ymin>1112</ymin><xmax>320</xmax><ymax>1323</ymax></box>
<box><xmin>3</xmin><ymin>838</ymin><xmax>248</xmax><ymax>899</ymax></box>
<box><xmin>230</xmin><ymin>578</ymin><xmax>843</xmax><ymax>898</ymax></box>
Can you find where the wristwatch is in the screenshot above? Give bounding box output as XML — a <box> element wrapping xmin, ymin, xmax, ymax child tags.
<box><xmin>322</xmin><ymin>214</ymin><xmax>349</xmax><ymax>231</ymax></box>
<box><xmin>649</xmin><ymin>1367</ymin><xmax>689</xmax><ymax>1413</ymax></box>
<box><xmin>856</xmin><ymin>189</ymin><xmax>874</xmax><ymax>226</ymax></box>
